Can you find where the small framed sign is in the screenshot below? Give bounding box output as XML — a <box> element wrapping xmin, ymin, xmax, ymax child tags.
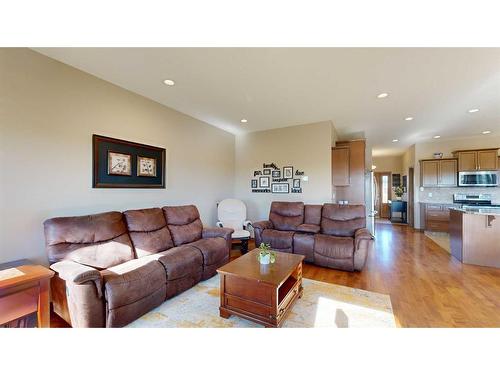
<box><xmin>272</xmin><ymin>183</ymin><xmax>289</xmax><ymax>194</ymax></box>
<box><xmin>283</xmin><ymin>166</ymin><xmax>293</xmax><ymax>179</ymax></box>
<box><xmin>259</xmin><ymin>176</ymin><xmax>270</xmax><ymax>188</ymax></box>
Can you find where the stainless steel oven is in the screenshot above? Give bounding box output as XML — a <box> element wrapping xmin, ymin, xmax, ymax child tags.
<box><xmin>458</xmin><ymin>171</ymin><xmax>498</xmax><ymax>187</ymax></box>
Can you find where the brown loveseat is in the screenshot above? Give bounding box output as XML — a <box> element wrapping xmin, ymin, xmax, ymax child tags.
<box><xmin>253</xmin><ymin>202</ymin><xmax>374</xmax><ymax>271</ymax></box>
<box><xmin>43</xmin><ymin>205</ymin><xmax>233</xmax><ymax>327</ymax></box>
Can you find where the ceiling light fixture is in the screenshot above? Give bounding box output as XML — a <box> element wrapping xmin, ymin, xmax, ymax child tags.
<box><xmin>240</xmin><ymin>118</ymin><xmax>248</xmax><ymax>123</ymax></box>
<box><xmin>468</xmin><ymin>108</ymin><xmax>480</xmax><ymax>113</ymax></box>
<box><xmin>405</xmin><ymin>117</ymin><xmax>414</xmax><ymax>121</ymax></box>
<box><xmin>482</xmin><ymin>130</ymin><xmax>491</xmax><ymax>135</ymax></box>
<box><xmin>377</xmin><ymin>93</ymin><xmax>389</xmax><ymax>99</ymax></box>
<box><xmin>433</xmin><ymin>135</ymin><xmax>441</xmax><ymax>139</ymax></box>
<box><xmin>392</xmin><ymin>139</ymin><xmax>399</xmax><ymax>143</ymax></box>
<box><xmin>163</xmin><ymin>79</ymin><xmax>175</xmax><ymax>86</ymax></box>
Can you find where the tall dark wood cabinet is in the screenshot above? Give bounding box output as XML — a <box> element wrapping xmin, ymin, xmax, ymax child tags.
<box><xmin>332</xmin><ymin>139</ymin><xmax>366</xmax><ymax>205</ymax></box>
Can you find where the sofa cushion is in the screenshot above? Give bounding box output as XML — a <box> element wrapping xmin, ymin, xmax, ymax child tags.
<box><xmin>102</xmin><ymin>258</ymin><xmax>166</xmax><ymax>312</ymax></box>
<box><xmin>304</xmin><ymin>204</ymin><xmax>322</xmax><ymax>225</ymax></box>
<box><xmin>293</xmin><ymin>233</ymin><xmax>315</xmax><ymax>263</ymax></box>
<box><xmin>261</xmin><ymin>229</ymin><xmax>294</xmax><ymax>252</ymax></box>
<box><xmin>163</xmin><ymin>205</ymin><xmax>203</xmax><ymax>246</ymax></box>
<box><xmin>314</xmin><ymin>234</ymin><xmax>354</xmax><ymax>259</ymax></box>
<box><xmin>44</xmin><ymin>211</ymin><xmax>135</xmax><ymax>269</ymax></box>
<box><xmin>124</xmin><ymin>208</ymin><xmax>174</xmax><ymax>257</ymax></box>
<box><xmin>269</xmin><ymin>202</ymin><xmax>304</xmax><ymax>231</ymax></box>
<box><xmin>189</xmin><ymin>238</ymin><xmax>227</xmax><ymax>266</ymax></box>
<box><xmin>296</xmin><ymin>223</ymin><xmax>320</xmax><ymax>234</ymax></box>
<box><xmin>321</xmin><ymin>204</ymin><xmax>366</xmax><ymax>237</ymax></box>
<box><xmin>149</xmin><ymin>245</ymin><xmax>203</xmax><ymax>281</ymax></box>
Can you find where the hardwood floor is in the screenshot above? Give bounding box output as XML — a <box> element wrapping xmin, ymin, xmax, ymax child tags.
<box><xmin>51</xmin><ymin>224</ymin><xmax>500</xmax><ymax>327</ymax></box>
<box><xmin>299</xmin><ymin>224</ymin><xmax>500</xmax><ymax>327</ymax></box>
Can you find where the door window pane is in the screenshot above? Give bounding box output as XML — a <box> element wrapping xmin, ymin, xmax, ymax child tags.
<box><xmin>382</xmin><ymin>175</ymin><xmax>388</xmax><ymax>203</ymax></box>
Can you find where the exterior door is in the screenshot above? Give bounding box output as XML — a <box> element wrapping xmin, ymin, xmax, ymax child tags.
<box><xmin>374</xmin><ymin>172</ymin><xmax>391</xmax><ymax>219</ymax></box>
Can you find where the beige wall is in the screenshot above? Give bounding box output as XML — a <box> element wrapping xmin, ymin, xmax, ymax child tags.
<box><xmin>372</xmin><ymin>155</ymin><xmax>404</xmax><ymax>174</ymax></box>
<box><xmin>413</xmin><ymin>135</ymin><xmax>500</xmax><ymax>228</ymax></box>
<box><xmin>234</xmin><ymin>121</ymin><xmax>333</xmax><ymax>222</ymax></box>
<box><xmin>0</xmin><ymin>48</ymin><xmax>235</xmax><ymax>264</ymax></box>
<box><xmin>372</xmin><ymin>155</ymin><xmax>404</xmax><ymax>200</ymax></box>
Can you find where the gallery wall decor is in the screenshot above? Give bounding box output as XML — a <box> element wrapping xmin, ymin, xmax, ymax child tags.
<box><xmin>272</xmin><ymin>183</ymin><xmax>289</xmax><ymax>194</ymax></box>
<box><xmin>93</xmin><ymin>134</ymin><xmax>166</xmax><ymax>188</ymax></box>
<box><xmin>251</xmin><ymin>162</ymin><xmax>305</xmax><ymax>194</ymax></box>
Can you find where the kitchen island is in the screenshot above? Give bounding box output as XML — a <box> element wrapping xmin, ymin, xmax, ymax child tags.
<box><xmin>450</xmin><ymin>207</ymin><xmax>500</xmax><ymax>268</ymax></box>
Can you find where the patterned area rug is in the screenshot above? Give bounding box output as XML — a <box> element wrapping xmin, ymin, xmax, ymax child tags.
<box><xmin>128</xmin><ymin>275</ymin><xmax>396</xmax><ymax>328</ymax></box>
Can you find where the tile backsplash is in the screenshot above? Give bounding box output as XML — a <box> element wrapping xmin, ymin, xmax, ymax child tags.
<box><xmin>418</xmin><ymin>187</ymin><xmax>500</xmax><ymax>204</ymax></box>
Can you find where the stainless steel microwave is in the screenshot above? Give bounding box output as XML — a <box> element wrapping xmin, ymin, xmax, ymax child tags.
<box><xmin>458</xmin><ymin>171</ymin><xmax>498</xmax><ymax>187</ymax></box>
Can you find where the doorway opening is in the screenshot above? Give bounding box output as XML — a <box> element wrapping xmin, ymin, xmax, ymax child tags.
<box><xmin>373</xmin><ymin>172</ymin><xmax>391</xmax><ymax>219</ymax></box>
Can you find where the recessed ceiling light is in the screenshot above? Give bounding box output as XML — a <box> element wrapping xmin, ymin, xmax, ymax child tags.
<box><xmin>240</xmin><ymin>118</ymin><xmax>248</xmax><ymax>123</ymax></box>
<box><xmin>377</xmin><ymin>93</ymin><xmax>389</xmax><ymax>99</ymax></box>
<box><xmin>433</xmin><ymin>135</ymin><xmax>441</xmax><ymax>139</ymax></box>
<box><xmin>468</xmin><ymin>108</ymin><xmax>479</xmax><ymax>113</ymax></box>
<box><xmin>482</xmin><ymin>130</ymin><xmax>491</xmax><ymax>135</ymax></box>
<box><xmin>392</xmin><ymin>139</ymin><xmax>399</xmax><ymax>143</ymax></box>
<box><xmin>163</xmin><ymin>79</ymin><xmax>175</xmax><ymax>86</ymax></box>
<box><xmin>405</xmin><ymin>117</ymin><xmax>414</xmax><ymax>121</ymax></box>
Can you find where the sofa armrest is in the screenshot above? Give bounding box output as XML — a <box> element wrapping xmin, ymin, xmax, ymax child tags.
<box><xmin>50</xmin><ymin>260</ymin><xmax>101</xmax><ymax>285</ymax></box>
<box><xmin>252</xmin><ymin>220</ymin><xmax>273</xmax><ymax>231</ymax></box>
<box><xmin>252</xmin><ymin>220</ymin><xmax>273</xmax><ymax>247</ymax></box>
<box><xmin>50</xmin><ymin>260</ymin><xmax>105</xmax><ymax>327</ymax></box>
<box><xmin>354</xmin><ymin>228</ymin><xmax>374</xmax><ymax>247</ymax></box>
<box><xmin>203</xmin><ymin>227</ymin><xmax>234</xmax><ymax>255</ymax></box>
<box><xmin>353</xmin><ymin>228</ymin><xmax>374</xmax><ymax>271</ymax></box>
<box><xmin>202</xmin><ymin>226</ymin><xmax>234</xmax><ymax>241</ymax></box>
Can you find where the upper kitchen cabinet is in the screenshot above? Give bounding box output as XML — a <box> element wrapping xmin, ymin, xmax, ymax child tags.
<box><xmin>332</xmin><ymin>139</ymin><xmax>365</xmax><ymax>204</ymax></box>
<box><xmin>331</xmin><ymin>146</ymin><xmax>350</xmax><ymax>186</ymax></box>
<box><xmin>454</xmin><ymin>149</ymin><xmax>499</xmax><ymax>171</ymax></box>
<box><xmin>420</xmin><ymin>158</ymin><xmax>457</xmax><ymax>187</ymax></box>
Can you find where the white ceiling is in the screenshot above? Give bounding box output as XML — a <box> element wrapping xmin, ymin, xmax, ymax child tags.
<box><xmin>34</xmin><ymin>48</ymin><xmax>500</xmax><ymax>156</ymax></box>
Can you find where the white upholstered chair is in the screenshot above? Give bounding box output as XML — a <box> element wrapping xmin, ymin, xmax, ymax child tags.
<box><xmin>216</xmin><ymin>199</ymin><xmax>252</xmax><ymax>253</ymax></box>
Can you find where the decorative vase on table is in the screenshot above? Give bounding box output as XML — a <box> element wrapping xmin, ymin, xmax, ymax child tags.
<box><xmin>256</xmin><ymin>243</ymin><xmax>276</xmax><ymax>265</ymax></box>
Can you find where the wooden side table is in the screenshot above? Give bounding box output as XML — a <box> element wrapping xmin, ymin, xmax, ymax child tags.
<box><xmin>0</xmin><ymin>260</ymin><xmax>54</xmax><ymax>328</ymax></box>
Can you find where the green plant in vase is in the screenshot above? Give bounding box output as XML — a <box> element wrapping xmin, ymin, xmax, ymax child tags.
<box><xmin>394</xmin><ymin>185</ymin><xmax>404</xmax><ymax>200</ymax></box>
<box><xmin>256</xmin><ymin>243</ymin><xmax>276</xmax><ymax>265</ymax></box>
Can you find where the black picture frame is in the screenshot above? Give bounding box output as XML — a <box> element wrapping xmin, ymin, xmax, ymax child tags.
<box><xmin>93</xmin><ymin>134</ymin><xmax>166</xmax><ymax>188</ymax></box>
<box><xmin>263</xmin><ymin>169</ymin><xmax>271</xmax><ymax>175</ymax></box>
<box><xmin>271</xmin><ymin>183</ymin><xmax>289</xmax><ymax>194</ymax></box>
<box><xmin>293</xmin><ymin>179</ymin><xmax>301</xmax><ymax>188</ymax></box>
<box><xmin>271</xmin><ymin>170</ymin><xmax>281</xmax><ymax>178</ymax></box>
<box><xmin>259</xmin><ymin>176</ymin><xmax>270</xmax><ymax>188</ymax></box>
<box><xmin>251</xmin><ymin>179</ymin><xmax>258</xmax><ymax>188</ymax></box>
<box><xmin>283</xmin><ymin>166</ymin><xmax>294</xmax><ymax>179</ymax></box>
<box><xmin>392</xmin><ymin>173</ymin><xmax>401</xmax><ymax>187</ymax></box>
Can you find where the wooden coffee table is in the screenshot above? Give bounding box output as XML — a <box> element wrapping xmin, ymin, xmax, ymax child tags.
<box><xmin>217</xmin><ymin>249</ymin><xmax>304</xmax><ymax>328</ymax></box>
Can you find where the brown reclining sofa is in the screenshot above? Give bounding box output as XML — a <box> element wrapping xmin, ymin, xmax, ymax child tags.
<box><xmin>253</xmin><ymin>202</ymin><xmax>374</xmax><ymax>272</ymax></box>
<box><xmin>43</xmin><ymin>205</ymin><xmax>233</xmax><ymax>327</ymax></box>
